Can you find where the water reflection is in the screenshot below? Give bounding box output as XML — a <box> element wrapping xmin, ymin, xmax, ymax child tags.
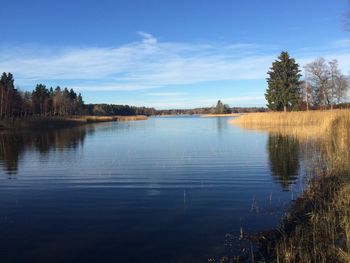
<box><xmin>0</xmin><ymin>117</ymin><xmax>309</xmax><ymax>263</ymax></box>
<box><xmin>267</xmin><ymin>134</ymin><xmax>300</xmax><ymax>191</ymax></box>
<box><xmin>216</xmin><ymin>117</ymin><xmax>226</xmax><ymax>131</ymax></box>
<box><xmin>0</xmin><ymin>135</ymin><xmax>23</xmax><ymax>174</ymax></box>
<box><xmin>0</xmin><ymin>126</ymin><xmax>93</xmax><ymax>175</ymax></box>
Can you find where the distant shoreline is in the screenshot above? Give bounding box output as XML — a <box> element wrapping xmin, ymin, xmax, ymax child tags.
<box><xmin>155</xmin><ymin>114</ymin><xmax>199</xmax><ymax>117</ymax></box>
<box><xmin>200</xmin><ymin>113</ymin><xmax>242</xmax><ymax>117</ymax></box>
<box><xmin>152</xmin><ymin>113</ymin><xmax>243</xmax><ymax>117</ymax></box>
<box><xmin>0</xmin><ymin>115</ymin><xmax>148</xmax><ymax>130</ymax></box>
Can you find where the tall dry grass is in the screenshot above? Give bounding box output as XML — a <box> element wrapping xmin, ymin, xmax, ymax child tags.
<box><xmin>231</xmin><ymin>110</ymin><xmax>350</xmax><ymax>263</ymax></box>
<box><xmin>231</xmin><ymin>109</ymin><xmax>350</xmax><ymax>172</ymax></box>
<box><xmin>231</xmin><ymin>110</ymin><xmax>350</xmax><ymax>141</ymax></box>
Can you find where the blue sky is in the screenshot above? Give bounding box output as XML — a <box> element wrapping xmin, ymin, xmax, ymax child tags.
<box><xmin>1</xmin><ymin>0</ymin><xmax>349</xmax><ymax>109</ymax></box>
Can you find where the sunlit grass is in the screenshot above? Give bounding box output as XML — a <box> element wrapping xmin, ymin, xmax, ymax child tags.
<box><xmin>231</xmin><ymin>109</ymin><xmax>350</xmax><ymax>140</ymax></box>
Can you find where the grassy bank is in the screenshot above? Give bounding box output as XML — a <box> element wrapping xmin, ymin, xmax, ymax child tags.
<box><xmin>0</xmin><ymin>115</ymin><xmax>148</xmax><ymax>129</ymax></box>
<box><xmin>231</xmin><ymin>110</ymin><xmax>350</xmax><ymax>262</ymax></box>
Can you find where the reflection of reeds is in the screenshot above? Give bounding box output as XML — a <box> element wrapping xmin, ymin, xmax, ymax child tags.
<box><xmin>231</xmin><ymin>110</ymin><xmax>350</xmax><ymax>262</ymax></box>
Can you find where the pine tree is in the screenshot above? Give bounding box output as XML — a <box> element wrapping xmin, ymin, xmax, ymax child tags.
<box><xmin>265</xmin><ymin>52</ymin><xmax>302</xmax><ymax>112</ymax></box>
<box><xmin>32</xmin><ymin>84</ymin><xmax>50</xmax><ymax>115</ymax></box>
<box><xmin>76</xmin><ymin>93</ymin><xmax>84</xmax><ymax>114</ymax></box>
<box><xmin>215</xmin><ymin>100</ymin><xmax>225</xmax><ymax>114</ymax></box>
<box><xmin>0</xmin><ymin>72</ymin><xmax>15</xmax><ymax>118</ymax></box>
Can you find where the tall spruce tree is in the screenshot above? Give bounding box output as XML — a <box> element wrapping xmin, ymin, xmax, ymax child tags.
<box><xmin>265</xmin><ymin>52</ymin><xmax>302</xmax><ymax>112</ymax></box>
<box><xmin>215</xmin><ymin>100</ymin><xmax>225</xmax><ymax>114</ymax></box>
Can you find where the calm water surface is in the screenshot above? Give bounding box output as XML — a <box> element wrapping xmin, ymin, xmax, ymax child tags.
<box><xmin>0</xmin><ymin>116</ymin><xmax>307</xmax><ymax>262</ymax></box>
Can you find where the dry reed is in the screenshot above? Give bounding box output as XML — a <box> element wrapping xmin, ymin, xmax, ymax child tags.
<box><xmin>230</xmin><ymin>110</ymin><xmax>350</xmax><ymax>263</ymax></box>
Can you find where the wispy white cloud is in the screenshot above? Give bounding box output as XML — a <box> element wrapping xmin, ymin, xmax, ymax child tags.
<box><xmin>0</xmin><ymin>33</ymin><xmax>275</xmax><ymax>91</ymax></box>
<box><xmin>0</xmin><ymin>33</ymin><xmax>349</xmax><ymax>94</ymax></box>
<box><xmin>138</xmin><ymin>31</ymin><xmax>158</xmax><ymax>45</ymax></box>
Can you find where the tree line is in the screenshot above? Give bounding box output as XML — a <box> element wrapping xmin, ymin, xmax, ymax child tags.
<box><xmin>85</xmin><ymin>104</ymin><xmax>156</xmax><ymax>116</ymax></box>
<box><xmin>155</xmin><ymin>105</ymin><xmax>266</xmax><ymax>115</ymax></box>
<box><xmin>0</xmin><ymin>72</ymin><xmax>84</xmax><ymax>118</ymax></box>
<box><xmin>265</xmin><ymin>52</ymin><xmax>349</xmax><ymax>111</ymax></box>
<box><xmin>0</xmin><ymin>72</ymin><xmax>156</xmax><ymax>119</ymax></box>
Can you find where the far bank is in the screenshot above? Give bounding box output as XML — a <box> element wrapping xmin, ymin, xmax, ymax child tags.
<box><xmin>0</xmin><ymin>115</ymin><xmax>148</xmax><ymax>130</ymax></box>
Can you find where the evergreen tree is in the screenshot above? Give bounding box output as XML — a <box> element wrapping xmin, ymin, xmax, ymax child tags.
<box><xmin>20</xmin><ymin>91</ymin><xmax>32</xmax><ymax>117</ymax></box>
<box><xmin>32</xmin><ymin>84</ymin><xmax>50</xmax><ymax>115</ymax></box>
<box><xmin>76</xmin><ymin>93</ymin><xmax>84</xmax><ymax>114</ymax></box>
<box><xmin>0</xmin><ymin>72</ymin><xmax>15</xmax><ymax>118</ymax></box>
<box><xmin>53</xmin><ymin>86</ymin><xmax>62</xmax><ymax>115</ymax></box>
<box><xmin>265</xmin><ymin>52</ymin><xmax>302</xmax><ymax>112</ymax></box>
<box><xmin>215</xmin><ymin>100</ymin><xmax>225</xmax><ymax>114</ymax></box>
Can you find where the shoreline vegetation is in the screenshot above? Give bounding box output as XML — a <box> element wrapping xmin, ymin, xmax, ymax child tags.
<box><xmin>0</xmin><ymin>72</ymin><xmax>154</xmax><ymax>129</ymax></box>
<box><xmin>230</xmin><ymin>109</ymin><xmax>350</xmax><ymax>139</ymax></box>
<box><xmin>0</xmin><ymin>72</ymin><xmax>266</xmax><ymax>130</ymax></box>
<box><xmin>0</xmin><ymin>115</ymin><xmax>148</xmax><ymax>129</ymax></box>
<box><xmin>230</xmin><ymin>110</ymin><xmax>350</xmax><ymax>262</ymax></box>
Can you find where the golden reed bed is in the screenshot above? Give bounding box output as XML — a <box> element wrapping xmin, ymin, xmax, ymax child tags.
<box><xmin>231</xmin><ymin>109</ymin><xmax>350</xmax><ymax>178</ymax></box>
<box><xmin>231</xmin><ymin>110</ymin><xmax>350</xmax><ymax>262</ymax></box>
<box><xmin>230</xmin><ymin>109</ymin><xmax>350</xmax><ymax>140</ymax></box>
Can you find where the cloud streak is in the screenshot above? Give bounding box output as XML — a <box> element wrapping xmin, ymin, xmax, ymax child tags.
<box><xmin>0</xmin><ymin>33</ymin><xmax>349</xmax><ymax>93</ymax></box>
<box><xmin>0</xmin><ymin>33</ymin><xmax>275</xmax><ymax>91</ymax></box>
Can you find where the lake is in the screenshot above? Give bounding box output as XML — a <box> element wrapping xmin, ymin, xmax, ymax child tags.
<box><xmin>0</xmin><ymin>116</ymin><xmax>308</xmax><ymax>262</ymax></box>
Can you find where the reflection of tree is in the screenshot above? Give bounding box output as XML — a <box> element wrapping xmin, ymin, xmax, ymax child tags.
<box><xmin>216</xmin><ymin>117</ymin><xmax>226</xmax><ymax>132</ymax></box>
<box><xmin>0</xmin><ymin>126</ymin><xmax>91</xmax><ymax>175</ymax></box>
<box><xmin>267</xmin><ymin>134</ymin><xmax>300</xmax><ymax>191</ymax></box>
<box><xmin>0</xmin><ymin>134</ymin><xmax>25</xmax><ymax>174</ymax></box>
<box><xmin>32</xmin><ymin>128</ymin><xmax>88</xmax><ymax>153</ymax></box>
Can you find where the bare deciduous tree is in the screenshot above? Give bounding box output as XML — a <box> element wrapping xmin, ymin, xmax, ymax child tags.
<box><xmin>304</xmin><ymin>58</ymin><xmax>330</xmax><ymax>107</ymax></box>
<box><xmin>304</xmin><ymin>58</ymin><xmax>349</xmax><ymax>109</ymax></box>
<box><xmin>328</xmin><ymin>60</ymin><xmax>348</xmax><ymax>106</ymax></box>
<box><xmin>300</xmin><ymin>79</ymin><xmax>313</xmax><ymax>111</ymax></box>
